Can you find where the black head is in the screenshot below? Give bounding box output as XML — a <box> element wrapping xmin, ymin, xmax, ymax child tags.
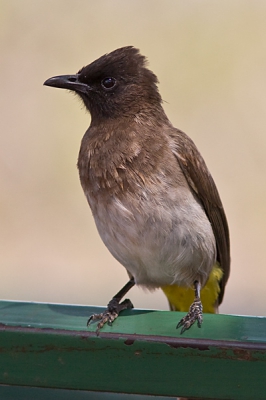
<box><xmin>44</xmin><ymin>46</ymin><xmax>162</xmax><ymax>120</ymax></box>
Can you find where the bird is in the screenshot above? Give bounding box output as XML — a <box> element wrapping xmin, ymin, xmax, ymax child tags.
<box><xmin>44</xmin><ymin>46</ymin><xmax>230</xmax><ymax>334</ymax></box>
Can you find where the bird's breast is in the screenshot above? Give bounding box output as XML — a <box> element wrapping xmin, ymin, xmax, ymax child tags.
<box><xmin>78</xmin><ymin>128</ymin><xmax>216</xmax><ymax>289</ymax></box>
<box><xmin>82</xmin><ymin>169</ymin><xmax>216</xmax><ymax>290</ymax></box>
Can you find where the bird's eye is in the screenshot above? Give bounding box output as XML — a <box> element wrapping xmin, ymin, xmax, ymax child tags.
<box><xmin>101</xmin><ymin>77</ymin><xmax>116</xmax><ymax>89</ymax></box>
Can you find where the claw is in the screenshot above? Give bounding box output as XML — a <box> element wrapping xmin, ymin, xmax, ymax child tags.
<box><xmin>177</xmin><ymin>298</ymin><xmax>203</xmax><ymax>333</ymax></box>
<box><xmin>87</xmin><ymin>298</ymin><xmax>133</xmax><ymax>335</ymax></box>
<box><xmin>176</xmin><ymin>281</ymin><xmax>203</xmax><ymax>333</ymax></box>
<box><xmin>87</xmin><ymin>312</ymin><xmax>105</xmax><ymax>326</ymax></box>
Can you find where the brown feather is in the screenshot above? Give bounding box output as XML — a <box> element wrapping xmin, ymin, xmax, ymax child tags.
<box><xmin>169</xmin><ymin>128</ymin><xmax>230</xmax><ymax>303</ymax></box>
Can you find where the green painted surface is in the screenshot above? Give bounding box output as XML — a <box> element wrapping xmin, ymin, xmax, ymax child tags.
<box><xmin>0</xmin><ymin>300</ymin><xmax>266</xmax><ymax>342</ymax></box>
<box><xmin>0</xmin><ymin>301</ymin><xmax>266</xmax><ymax>399</ymax></box>
<box><xmin>0</xmin><ymin>385</ymin><xmax>174</xmax><ymax>400</ymax></box>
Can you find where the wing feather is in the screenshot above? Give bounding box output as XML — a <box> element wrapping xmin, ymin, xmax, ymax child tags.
<box><xmin>169</xmin><ymin>129</ymin><xmax>230</xmax><ymax>304</ymax></box>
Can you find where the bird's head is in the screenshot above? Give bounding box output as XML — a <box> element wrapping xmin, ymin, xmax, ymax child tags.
<box><xmin>44</xmin><ymin>46</ymin><xmax>162</xmax><ymax>121</ymax></box>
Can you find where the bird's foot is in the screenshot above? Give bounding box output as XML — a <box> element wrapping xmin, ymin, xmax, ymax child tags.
<box><xmin>87</xmin><ymin>298</ymin><xmax>134</xmax><ymax>335</ymax></box>
<box><xmin>176</xmin><ymin>297</ymin><xmax>203</xmax><ymax>334</ymax></box>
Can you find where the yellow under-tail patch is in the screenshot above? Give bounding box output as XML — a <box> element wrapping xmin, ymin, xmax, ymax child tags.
<box><xmin>161</xmin><ymin>264</ymin><xmax>223</xmax><ymax>314</ymax></box>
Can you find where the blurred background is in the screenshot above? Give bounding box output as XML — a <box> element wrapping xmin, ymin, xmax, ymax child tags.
<box><xmin>1</xmin><ymin>0</ymin><xmax>266</xmax><ymax>316</ymax></box>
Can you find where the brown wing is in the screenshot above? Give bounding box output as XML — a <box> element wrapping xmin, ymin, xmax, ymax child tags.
<box><xmin>169</xmin><ymin>128</ymin><xmax>230</xmax><ymax>304</ymax></box>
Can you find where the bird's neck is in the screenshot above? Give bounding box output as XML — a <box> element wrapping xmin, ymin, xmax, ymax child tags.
<box><xmin>77</xmin><ymin>108</ymin><xmax>172</xmax><ymax>199</ymax></box>
<box><xmin>89</xmin><ymin>102</ymin><xmax>169</xmax><ymax>127</ymax></box>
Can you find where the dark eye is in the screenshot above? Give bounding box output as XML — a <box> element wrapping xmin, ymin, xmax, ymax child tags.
<box><xmin>101</xmin><ymin>77</ymin><xmax>116</xmax><ymax>89</ymax></box>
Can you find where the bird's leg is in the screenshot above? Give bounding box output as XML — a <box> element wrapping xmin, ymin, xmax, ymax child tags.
<box><xmin>176</xmin><ymin>280</ymin><xmax>203</xmax><ymax>334</ymax></box>
<box><xmin>87</xmin><ymin>277</ymin><xmax>135</xmax><ymax>334</ymax></box>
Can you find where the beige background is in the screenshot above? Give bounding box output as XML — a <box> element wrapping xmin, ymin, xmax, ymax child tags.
<box><xmin>1</xmin><ymin>1</ymin><xmax>266</xmax><ymax>316</ymax></box>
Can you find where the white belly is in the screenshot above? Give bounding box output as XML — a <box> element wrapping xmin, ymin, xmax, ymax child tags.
<box><xmin>89</xmin><ymin>187</ymin><xmax>216</xmax><ymax>289</ymax></box>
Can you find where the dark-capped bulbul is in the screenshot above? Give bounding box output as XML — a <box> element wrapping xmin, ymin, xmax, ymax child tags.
<box><xmin>44</xmin><ymin>46</ymin><xmax>230</xmax><ymax>334</ymax></box>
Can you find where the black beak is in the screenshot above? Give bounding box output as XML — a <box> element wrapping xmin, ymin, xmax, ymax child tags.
<box><xmin>43</xmin><ymin>74</ymin><xmax>89</xmax><ymax>93</ymax></box>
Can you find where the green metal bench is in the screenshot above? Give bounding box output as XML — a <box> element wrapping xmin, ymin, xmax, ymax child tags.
<box><xmin>0</xmin><ymin>301</ymin><xmax>265</xmax><ymax>399</ymax></box>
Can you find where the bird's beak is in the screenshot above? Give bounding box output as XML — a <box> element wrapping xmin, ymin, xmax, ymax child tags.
<box><xmin>43</xmin><ymin>74</ymin><xmax>89</xmax><ymax>93</ymax></box>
